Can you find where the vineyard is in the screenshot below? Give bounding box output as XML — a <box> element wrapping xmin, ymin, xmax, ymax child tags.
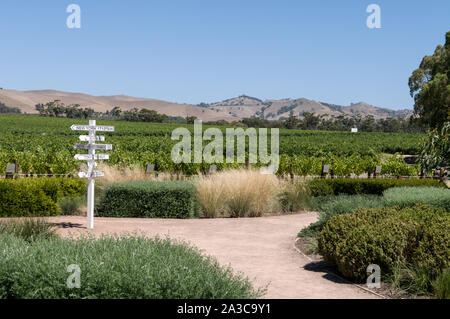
<box><xmin>0</xmin><ymin>115</ymin><xmax>425</xmax><ymax>176</ymax></box>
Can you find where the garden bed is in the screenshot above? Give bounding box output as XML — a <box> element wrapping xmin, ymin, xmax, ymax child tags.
<box><xmin>0</xmin><ymin>219</ymin><xmax>263</xmax><ymax>299</ymax></box>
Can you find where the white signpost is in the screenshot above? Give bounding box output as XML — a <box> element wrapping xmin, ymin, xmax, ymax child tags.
<box><xmin>72</xmin><ymin>120</ymin><xmax>114</xmax><ymax>229</ymax></box>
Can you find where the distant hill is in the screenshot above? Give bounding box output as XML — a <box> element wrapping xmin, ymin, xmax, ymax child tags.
<box><xmin>209</xmin><ymin>96</ymin><xmax>412</xmax><ymax>120</ymax></box>
<box><xmin>0</xmin><ymin>89</ymin><xmax>412</xmax><ymax>121</ymax></box>
<box><xmin>0</xmin><ymin>89</ymin><xmax>235</xmax><ymax>122</ymax></box>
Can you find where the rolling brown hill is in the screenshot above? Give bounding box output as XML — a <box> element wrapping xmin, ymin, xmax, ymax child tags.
<box><xmin>208</xmin><ymin>95</ymin><xmax>412</xmax><ymax>120</ymax></box>
<box><xmin>0</xmin><ymin>89</ymin><xmax>412</xmax><ymax>121</ymax></box>
<box><xmin>0</xmin><ymin>89</ymin><xmax>235</xmax><ymax>121</ymax></box>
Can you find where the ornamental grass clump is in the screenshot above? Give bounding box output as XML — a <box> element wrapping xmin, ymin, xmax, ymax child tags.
<box><xmin>0</xmin><ymin>218</ymin><xmax>56</xmax><ymax>242</ymax></box>
<box><xmin>195</xmin><ymin>174</ymin><xmax>227</xmax><ymax>218</ymax></box>
<box><xmin>196</xmin><ymin>169</ymin><xmax>280</xmax><ymax>218</ymax></box>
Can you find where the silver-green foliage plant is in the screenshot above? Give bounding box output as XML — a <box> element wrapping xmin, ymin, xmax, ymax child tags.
<box><xmin>383</xmin><ymin>186</ymin><xmax>450</xmax><ymax>210</ymax></box>
<box><xmin>0</xmin><ymin>234</ymin><xmax>264</xmax><ymax>299</ymax></box>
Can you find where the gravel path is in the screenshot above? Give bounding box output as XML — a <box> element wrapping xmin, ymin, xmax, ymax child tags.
<box><xmin>49</xmin><ymin>213</ymin><xmax>378</xmax><ymax>299</ymax></box>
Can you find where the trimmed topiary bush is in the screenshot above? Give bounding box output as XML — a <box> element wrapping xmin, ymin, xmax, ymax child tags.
<box><xmin>98</xmin><ymin>180</ymin><xmax>197</xmax><ymax>218</ymax></box>
<box><xmin>307</xmin><ymin>178</ymin><xmax>445</xmax><ymax>196</ymax></box>
<box><xmin>0</xmin><ymin>234</ymin><xmax>263</xmax><ymax>299</ymax></box>
<box><xmin>318</xmin><ymin>205</ymin><xmax>450</xmax><ymax>289</ymax></box>
<box><xmin>383</xmin><ymin>187</ymin><xmax>450</xmax><ymax>210</ymax></box>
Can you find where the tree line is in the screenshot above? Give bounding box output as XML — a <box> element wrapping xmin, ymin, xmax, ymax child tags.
<box><xmin>205</xmin><ymin>112</ymin><xmax>423</xmax><ymax>133</ymax></box>
<box><xmin>35</xmin><ymin>101</ymin><xmax>169</xmax><ymax>123</ymax></box>
<box><xmin>0</xmin><ymin>102</ymin><xmax>21</xmax><ymax>114</ymax></box>
<box><xmin>33</xmin><ymin>99</ymin><xmax>423</xmax><ymax>132</ymax></box>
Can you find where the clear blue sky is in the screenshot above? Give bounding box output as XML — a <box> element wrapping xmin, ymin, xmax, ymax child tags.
<box><xmin>0</xmin><ymin>0</ymin><xmax>449</xmax><ymax>109</ymax></box>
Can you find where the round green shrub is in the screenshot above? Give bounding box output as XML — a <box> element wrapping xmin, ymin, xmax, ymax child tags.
<box><xmin>318</xmin><ymin>204</ymin><xmax>450</xmax><ymax>284</ymax></box>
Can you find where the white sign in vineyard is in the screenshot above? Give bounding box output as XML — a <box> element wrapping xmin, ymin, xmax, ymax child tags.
<box><xmin>74</xmin><ymin>153</ymin><xmax>110</xmax><ymax>161</ymax></box>
<box><xmin>79</xmin><ymin>135</ymin><xmax>105</xmax><ymax>142</ymax></box>
<box><xmin>72</xmin><ymin>120</ymin><xmax>114</xmax><ymax>229</ymax></box>
<box><xmin>71</xmin><ymin>124</ymin><xmax>115</xmax><ymax>132</ymax></box>
<box><xmin>74</xmin><ymin>143</ymin><xmax>112</xmax><ymax>151</ymax></box>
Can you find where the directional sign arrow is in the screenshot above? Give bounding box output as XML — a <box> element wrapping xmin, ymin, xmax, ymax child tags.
<box><xmin>93</xmin><ymin>154</ymin><xmax>110</xmax><ymax>160</ymax></box>
<box><xmin>94</xmin><ymin>126</ymin><xmax>115</xmax><ymax>132</ymax></box>
<box><xmin>74</xmin><ymin>154</ymin><xmax>110</xmax><ymax>161</ymax></box>
<box><xmin>71</xmin><ymin>125</ymin><xmax>115</xmax><ymax>132</ymax></box>
<box><xmin>78</xmin><ymin>171</ymin><xmax>105</xmax><ymax>178</ymax></box>
<box><xmin>79</xmin><ymin>135</ymin><xmax>105</xmax><ymax>142</ymax></box>
<box><xmin>74</xmin><ymin>144</ymin><xmax>112</xmax><ymax>151</ymax></box>
<box><xmin>92</xmin><ymin>144</ymin><xmax>112</xmax><ymax>151</ymax></box>
<box><xmin>71</xmin><ymin>125</ymin><xmax>90</xmax><ymax>131</ymax></box>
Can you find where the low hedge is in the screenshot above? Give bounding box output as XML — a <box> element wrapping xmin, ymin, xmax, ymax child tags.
<box><xmin>98</xmin><ymin>180</ymin><xmax>197</xmax><ymax>218</ymax></box>
<box><xmin>0</xmin><ymin>233</ymin><xmax>262</xmax><ymax>298</ymax></box>
<box><xmin>383</xmin><ymin>187</ymin><xmax>450</xmax><ymax>210</ymax></box>
<box><xmin>0</xmin><ymin>178</ymin><xmax>85</xmax><ymax>217</ymax></box>
<box><xmin>318</xmin><ymin>205</ymin><xmax>450</xmax><ymax>286</ymax></box>
<box><xmin>307</xmin><ymin>178</ymin><xmax>445</xmax><ymax>196</ymax></box>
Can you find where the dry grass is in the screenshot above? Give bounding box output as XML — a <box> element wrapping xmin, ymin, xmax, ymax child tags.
<box><xmin>196</xmin><ymin>169</ymin><xmax>281</xmax><ymax>218</ymax></box>
<box><xmin>278</xmin><ymin>181</ymin><xmax>309</xmax><ymax>213</ymax></box>
<box><xmin>94</xmin><ymin>164</ymin><xmax>182</xmax><ymax>184</ymax></box>
<box><xmin>196</xmin><ymin>175</ymin><xmax>227</xmax><ymax>218</ymax></box>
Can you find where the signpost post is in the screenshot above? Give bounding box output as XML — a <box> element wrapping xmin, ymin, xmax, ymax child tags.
<box><xmin>72</xmin><ymin>120</ymin><xmax>114</xmax><ymax>229</ymax></box>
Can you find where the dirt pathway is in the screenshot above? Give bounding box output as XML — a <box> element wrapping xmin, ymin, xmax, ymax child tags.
<box><xmin>49</xmin><ymin>213</ymin><xmax>378</xmax><ymax>299</ymax></box>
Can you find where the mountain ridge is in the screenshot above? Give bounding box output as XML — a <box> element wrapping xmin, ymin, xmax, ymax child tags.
<box><xmin>0</xmin><ymin>89</ymin><xmax>413</xmax><ymax>121</ymax></box>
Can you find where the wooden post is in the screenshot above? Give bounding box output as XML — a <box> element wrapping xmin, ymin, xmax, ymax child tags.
<box><xmin>290</xmin><ymin>157</ymin><xmax>294</xmax><ymax>181</ymax></box>
<box><xmin>440</xmin><ymin>168</ymin><xmax>445</xmax><ymax>181</ymax></box>
<box><xmin>419</xmin><ymin>170</ymin><xmax>424</xmax><ymax>179</ymax></box>
<box><xmin>374</xmin><ymin>166</ymin><xmax>381</xmax><ymax>179</ymax></box>
<box><xmin>433</xmin><ymin>169</ymin><xmax>440</xmax><ymax>180</ymax></box>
